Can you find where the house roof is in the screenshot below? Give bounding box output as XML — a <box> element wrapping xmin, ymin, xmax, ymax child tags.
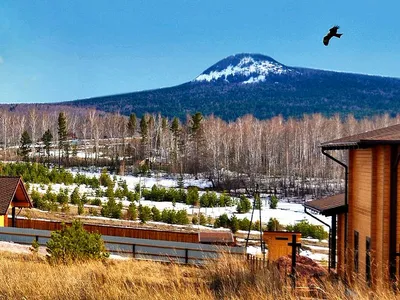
<box><xmin>321</xmin><ymin>123</ymin><xmax>400</xmax><ymax>150</ymax></box>
<box><xmin>199</xmin><ymin>231</ymin><xmax>235</xmax><ymax>244</ymax></box>
<box><xmin>0</xmin><ymin>176</ymin><xmax>32</xmax><ymax>215</ymax></box>
<box><xmin>304</xmin><ymin>194</ymin><xmax>347</xmax><ymax>216</ymax></box>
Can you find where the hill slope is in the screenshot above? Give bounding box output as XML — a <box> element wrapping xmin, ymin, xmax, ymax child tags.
<box><xmin>59</xmin><ymin>53</ymin><xmax>400</xmax><ymax>120</ymax></box>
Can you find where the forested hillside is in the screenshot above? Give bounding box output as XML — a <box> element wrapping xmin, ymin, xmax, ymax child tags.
<box><xmin>55</xmin><ymin>54</ymin><xmax>400</xmax><ymax>120</ymax></box>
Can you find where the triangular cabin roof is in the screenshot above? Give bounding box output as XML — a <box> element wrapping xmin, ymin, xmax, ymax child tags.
<box><xmin>321</xmin><ymin>123</ymin><xmax>400</xmax><ymax>150</ymax></box>
<box><xmin>0</xmin><ymin>176</ymin><xmax>32</xmax><ymax>215</ymax></box>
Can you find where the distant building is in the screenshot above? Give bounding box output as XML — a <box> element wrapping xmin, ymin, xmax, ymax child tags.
<box><xmin>0</xmin><ymin>176</ymin><xmax>32</xmax><ymax>227</ymax></box>
<box><xmin>309</xmin><ymin>124</ymin><xmax>400</xmax><ymax>289</ymax></box>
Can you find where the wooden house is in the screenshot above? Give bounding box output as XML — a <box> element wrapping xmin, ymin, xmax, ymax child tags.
<box><xmin>309</xmin><ymin>124</ymin><xmax>400</xmax><ymax>289</ymax></box>
<box><xmin>0</xmin><ymin>176</ymin><xmax>32</xmax><ymax>227</ymax></box>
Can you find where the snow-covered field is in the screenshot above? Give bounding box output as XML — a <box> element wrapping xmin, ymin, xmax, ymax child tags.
<box><xmin>31</xmin><ymin>170</ymin><xmax>331</xmax><ymax>230</ymax></box>
<box><xmin>26</xmin><ymin>169</ymin><xmax>331</xmax><ymax>262</ymax></box>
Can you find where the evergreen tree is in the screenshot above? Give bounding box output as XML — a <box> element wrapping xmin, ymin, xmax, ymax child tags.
<box><xmin>151</xmin><ymin>206</ymin><xmax>161</xmax><ymax>221</ymax></box>
<box><xmin>19</xmin><ymin>130</ymin><xmax>32</xmax><ymax>162</ymax></box>
<box><xmin>101</xmin><ymin>197</ymin><xmax>122</xmax><ymax>219</ymax></box>
<box><xmin>190</xmin><ymin>112</ymin><xmax>204</xmax><ymax>177</ymax></box>
<box><xmin>127</xmin><ymin>113</ymin><xmax>137</xmax><ymax>137</ymax></box>
<box><xmin>42</xmin><ymin>129</ymin><xmax>53</xmax><ymax>166</ymax></box>
<box><xmin>269</xmin><ymin>195</ymin><xmax>279</xmax><ymax>209</ymax></box>
<box><xmin>127</xmin><ymin>202</ymin><xmax>138</xmax><ymax>220</ymax></box>
<box><xmin>229</xmin><ymin>215</ymin><xmax>239</xmax><ymax>233</ymax></box>
<box><xmin>138</xmin><ymin>205</ymin><xmax>152</xmax><ymax>223</ymax></box>
<box><xmin>57</xmin><ymin>112</ymin><xmax>68</xmax><ymax>166</ymax></box>
<box><xmin>140</xmin><ymin>115</ymin><xmax>148</xmax><ymax>159</ymax></box>
<box><xmin>70</xmin><ymin>187</ymin><xmax>80</xmax><ymax>205</ymax></box>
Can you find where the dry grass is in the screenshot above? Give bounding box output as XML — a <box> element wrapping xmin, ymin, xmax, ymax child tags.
<box><xmin>0</xmin><ymin>251</ymin><xmax>399</xmax><ymax>300</ymax></box>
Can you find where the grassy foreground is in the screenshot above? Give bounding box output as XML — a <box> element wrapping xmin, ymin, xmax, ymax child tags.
<box><xmin>0</xmin><ymin>251</ymin><xmax>397</xmax><ymax>300</ymax></box>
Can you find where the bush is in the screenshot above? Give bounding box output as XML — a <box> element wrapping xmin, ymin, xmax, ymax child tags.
<box><xmin>286</xmin><ymin>220</ymin><xmax>328</xmax><ymax>240</ymax></box>
<box><xmin>239</xmin><ymin>218</ymin><xmax>251</xmax><ymax>231</ymax></box>
<box><xmin>151</xmin><ymin>206</ymin><xmax>162</xmax><ymax>221</ymax></box>
<box><xmin>267</xmin><ymin>217</ymin><xmax>281</xmax><ymax>231</ymax></box>
<box><xmin>70</xmin><ymin>187</ymin><xmax>80</xmax><ymax>205</ymax></box>
<box><xmin>269</xmin><ymin>195</ymin><xmax>279</xmax><ymax>209</ymax></box>
<box><xmin>90</xmin><ymin>198</ymin><xmax>102</xmax><ymax>206</ymax></box>
<box><xmin>138</xmin><ymin>205</ymin><xmax>152</xmax><ymax>223</ymax></box>
<box><xmin>236</xmin><ymin>195</ymin><xmax>251</xmax><ymax>213</ymax></box>
<box><xmin>101</xmin><ymin>198</ymin><xmax>122</xmax><ymax>219</ymax></box>
<box><xmin>192</xmin><ymin>215</ymin><xmax>199</xmax><ymax>225</ymax></box>
<box><xmin>199</xmin><ymin>213</ymin><xmax>207</xmax><ymax>225</ymax></box>
<box><xmin>46</xmin><ymin>220</ymin><xmax>109</xmax><ymax>264</ymax></box>
<box><xmin>126</xmin><ymin>202</ymin><xmax>137</xmax><ymax>220</ymax></box>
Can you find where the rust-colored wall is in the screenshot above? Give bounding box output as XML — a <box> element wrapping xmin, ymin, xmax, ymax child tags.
<box><xmin>343</xmin><ymin>146</ymin><xmax>392</xmax><ymax>289</ymax></box>
<box><xmin>9</xmin><ymin>218</ymin><xmax>199</xmax><ymax>243</ymax></box>
<box><xmin>348</xmin><ymin>148</ymin><xmax>372</xmax><ymax>280</ymax></box>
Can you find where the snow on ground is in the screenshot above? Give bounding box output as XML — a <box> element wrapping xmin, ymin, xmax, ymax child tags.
<box><xmin>30</xmin><ymin>170</ymin><xmax>332</xmax><ymax>230</ymax></box>
<box><xmin>300</xmin><ymin>250</ymin><xmax>328</xmax><ymax>262</ymax></box>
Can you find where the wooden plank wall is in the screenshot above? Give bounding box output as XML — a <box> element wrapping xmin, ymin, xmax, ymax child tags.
<box><xmin>348</xmin><ymin>148</ymin><xmax>372</xmax><ymax>280</ymax></box>
<box><xmin>8</xmin><ymin>218</ymin><xmax>199</xmax><ymax>243</ymax></box>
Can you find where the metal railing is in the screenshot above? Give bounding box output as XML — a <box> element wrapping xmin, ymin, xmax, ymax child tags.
<box><xmin>0</xmin><ymin>227</ymin><xmax>244</xmax><ymax>265</ymax></box>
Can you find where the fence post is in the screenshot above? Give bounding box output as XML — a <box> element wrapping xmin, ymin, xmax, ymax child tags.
<box><xmin>185</xmin><ymin>249</ymin><xmax>189</xmax><ymax>264</ymax></box>
<box><xmin>132</xmin><ymin>244</ymin><xmax>136</xmax><ymax>258</ymax></box>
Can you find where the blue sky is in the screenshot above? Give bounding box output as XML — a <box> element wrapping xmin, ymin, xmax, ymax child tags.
<box><xmin>1</xmin><ymin>0</ymin><xmax>400</xmax><ymax>103</ymax></box>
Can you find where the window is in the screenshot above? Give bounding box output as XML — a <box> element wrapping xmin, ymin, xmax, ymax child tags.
<box><xmin>354</xmin><ymin>231</ymin><xmax>359</xmax><ymax>273</ymax></box>
<box><xmin>366</xmin><ymin>237</ymin><xmax>371</xmax><ymax>286</ymax></box>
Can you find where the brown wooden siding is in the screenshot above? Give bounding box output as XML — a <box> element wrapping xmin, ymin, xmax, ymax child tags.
<box><xmin>348</xmin><ymin>149</ymin><xmax>372</xmax><ymax>281</ymax></box>
<box><xmin>9</xmin><ymin>218</ymin><xmax>199</xmax><ymax>243</ymax></box>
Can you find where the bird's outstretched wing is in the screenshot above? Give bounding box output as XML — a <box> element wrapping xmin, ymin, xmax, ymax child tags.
<box><xmin>323</xmin><ymin>34</ymin><xmax>331</xmax><ymax>46</ymax></box>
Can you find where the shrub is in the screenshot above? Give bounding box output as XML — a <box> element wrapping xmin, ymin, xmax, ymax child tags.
<box><xmin>101</xmin><ymin>197</ymin><xmax>122</xmax><ymax>219</ymax></box>
<box><xmin>229</xmin><ymin>215</ymin><xmax>239</xmax><ymax>233</ymax></box>
<box><xmin>236</xmin><ymin>195</ymin><xmax>251</xmax><ymax>213</ymax></box>
<box><xmin>138</xmin><ymin>205</ymin><xmax>152</xmax><ymax>223</ymax></box>
<box><xmin>90</xmin><ymin>198</ymin><xmax>102</xmax><ymax>206</ymax></box>
<box><xmin>269</xmin><ymin>195</ymin><xmax>279</xmax><ymax>209</ymax></box>
<box><xmin>70</xmin><ymin>187</ymin><xmax>80</xmax><ymax>205</ymax></box>
<box><xmin>267</xmin><ymin>217</ymin><xmax>281</xmax><ymax>231</ymax></box>
<box><xmin>214</xmin><ymin>213</ymin><xmax>229</xmax><ymax>228</ymax></box>
<box><xmin>126</xmin><ymin>202</ymin><xmax>137</xmax><ymax>220</ymax></box>
<box><xmin>151</xmin><ymin>206</ymin><xmax>162</xmax><ymax>221</ymax></box>
<box><xmin>187</xmin><ymin>187</ymin><xmax>199</xmax><ymax>206</ymax></box>
<box><xmin>192</xmin><ymin>215</ymin><xmax>199</xmax><ymax>225</ymax></box>
<box><xmin>46</xmin><ymin>220</ymin><xmax>109</xmax><ymax>264</ymax></box>
<box><xmin>199</xmin><ymin>213</ymin><xmax>207</xmax><ymax>225</ymax></box>
<box><xmin>286</xmin><ymin>220</ymin><xmax>328</xmax><ymax>240</ymax></box>
<box><xmin>239</xmin><ymin>218</ymin><xmax>251</xmax><ymax>231</ymax></box>
<box><xmin>176</xmin><ymin>209</ymin><xmax>189</xmax><ymax>225</ymax></box>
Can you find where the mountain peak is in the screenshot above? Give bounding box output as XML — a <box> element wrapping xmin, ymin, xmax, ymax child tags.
<box><xmin>194</xmin><ymin>53</ymin><xmax>297</xmax><ymax>84</ymax></box>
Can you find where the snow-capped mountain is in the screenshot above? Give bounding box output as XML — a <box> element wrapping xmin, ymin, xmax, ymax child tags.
<box><xmin>194</xmin><ymin>53</ymin><xmax>298</xmax><ymax>84</ymax></box>
<box><xmin>57</xmin><ymin>53</ymin><xmax>400</xmax><ymax>121</ymax></box>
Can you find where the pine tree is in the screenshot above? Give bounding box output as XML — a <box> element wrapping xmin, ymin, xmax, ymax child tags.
<box><xmin>140</xmin><ymin>115</ymin><xmax>148</xmax><ymax>159</ymax></box>
<box><xmin>127</xmin><ymin>113</ymin><xmax>137</xmax><ymax>137</ymax></box>
<box><xmin>57</xmin><ymin>112</ymin><xmax>68</xmax><ymax>167</ymax></box>
<box><xmin>19</xmin><ymin>130</ymin><xmax>32</xmax><ymax>162</ymax></box>
<box><xmin>42</xmin><ymin>129</ymin><xmax>53</xmax><ymax>166</ymax></box>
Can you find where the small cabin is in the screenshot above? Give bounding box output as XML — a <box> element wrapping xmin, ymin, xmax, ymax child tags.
<box><xmin>0</xmin><ymin>176</ymin><xmax>32</xmax><ymax>227</ymax></box>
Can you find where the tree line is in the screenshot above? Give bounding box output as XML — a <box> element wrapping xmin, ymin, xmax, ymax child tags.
<box><xmin>1</xmin><ymin>107</ymin><xmax>398</xmax><ymax>194</ymax></box>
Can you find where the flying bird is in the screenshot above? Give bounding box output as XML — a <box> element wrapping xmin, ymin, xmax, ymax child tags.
<box><xmin>323</xmin><ymin>26</ymin><xmax>343</xmax><ymax>46</ymax></box>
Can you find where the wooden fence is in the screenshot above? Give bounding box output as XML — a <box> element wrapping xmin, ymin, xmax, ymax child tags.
<box><xmin>9</xmin><ymin>217</ymin><xmax>199</xmax><ymax>243</ymax></box>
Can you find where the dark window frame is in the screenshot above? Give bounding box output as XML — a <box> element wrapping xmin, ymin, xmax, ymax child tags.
<box><xmin>366</xmin><ymin>237</ymin><xmax>371</xmax><ymax>286</ymax></box>
<box><xmin>354</xmin><ymin>231</ymin><xmax>359</xmax><ymax>273</ymax></box>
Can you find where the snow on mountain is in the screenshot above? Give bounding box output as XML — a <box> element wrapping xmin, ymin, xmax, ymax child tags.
<box><xmin>194</xmin><ymin>53</ymin><xmax>297</xmax><ymax>84</ymax></box>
